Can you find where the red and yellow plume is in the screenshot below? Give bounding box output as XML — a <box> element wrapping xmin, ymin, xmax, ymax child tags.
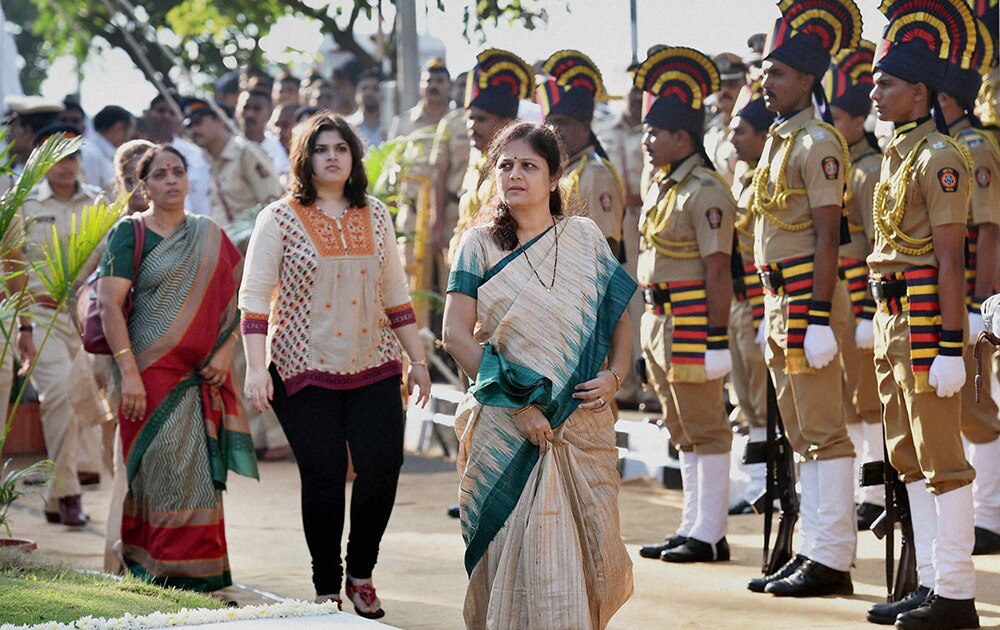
<box><xmin>777</xmin><ymin>0</ymin><xmax>864</xmax><ymax>55</ymax></box>
<box><xmin>634</xmin><ymin>46</ymin><xmax>720</xmax><ymax>111</ymax></box>
<box><xmin>878</xmin><ymin>0</ymin><xmax>979</xmax><ymax>68</ymax></box>
<box><xmin>541</xmin><ymin>50</ymin><xmax>605</xmax><ymax>98</ymax></box>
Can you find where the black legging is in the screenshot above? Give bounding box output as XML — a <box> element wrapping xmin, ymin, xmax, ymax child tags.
<box><xmin>269</xmin><ymin>364</ymin><xmax>405</xmax><ymax>595</ymax></box>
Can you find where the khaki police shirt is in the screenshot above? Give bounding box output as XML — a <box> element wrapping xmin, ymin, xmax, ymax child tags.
<box><xmin>950</xmin><ymin>117</ymin><xmax>1000</xmax><ymax>228</ymax></box>
<box><xmin>19</xmin><ymin>178</ymin><xmax>103</xmax><ymax>295</ymax></box>
<box><xmin>449</xmin><ymin>153</ymin><xmax>495</xmax><ymax>264</ymax></box>
<box><xmin>430</xmin><ymin>109</ymin><xmax>471</xmax><ymax>232</ymax></box>
<box><xmin>561</xmin><ymin>146</ymin><xmax>625</xmax><ymax>245</ymax></box>
<box><xmin>637</xmin><ymin>154</ymin><xmax>736</xmax><ymax>284</ymax></box>
<box><xmin>867</xmin><ymin>119</ymin><xmax>970</xmax><ymax>275</ymax></box>
<box><xmin>840</xmin><ymin>138</ymin><xmax>881</xmax><ymax>262</ymax></box>
<box><xmin>753</xmin><ymin>108</ymin><xmax>847</xmax><ymax>265</ymax></box>
<box><xmin>389</xmin><ymin>104</ymin><xmax>448</xmax><ymax>206</ymax></box>
<box><xmin>208</xmin><ymin>135</ymin><xmax>284</xmax><ymax>226</ymax></box>
<box><xmin>732</xmin><ymin>163</ymin><xmax>757</xmax><ymax>267</ymax></box>
<box><xmin>704</xmin><ymin>113</ymin><xmax>739</xmax><ymax>186</ymax></box>
<box><xmin>598</xmin><ymin>114</ymin><xmax>646</xmax><ymax>209</ymax></box>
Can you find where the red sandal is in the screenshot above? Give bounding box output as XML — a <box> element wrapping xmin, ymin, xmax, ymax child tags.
<box><xmin>345</xmin><ymin>576</ymin><xmax>385</xmax><ymax>620</ymax></box>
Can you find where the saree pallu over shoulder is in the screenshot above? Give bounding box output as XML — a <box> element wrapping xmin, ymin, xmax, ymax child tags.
<box><xmin>119</xmin><ymin>215</ymin><xmax>257</xmax><ymax>592</ymax></box>
<box><xmin>451</xmin><ymin>217</ymin><xmax>635</xmax><ymax>623</ymax></box>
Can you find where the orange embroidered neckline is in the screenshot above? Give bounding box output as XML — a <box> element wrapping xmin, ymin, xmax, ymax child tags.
<box><xmin>289</xmin><ymin>199</ymin><xmax>374</xmax><ymax>257</ymax></box>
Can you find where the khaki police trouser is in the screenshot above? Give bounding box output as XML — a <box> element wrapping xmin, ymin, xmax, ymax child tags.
<box><xmin>641</xmin><ymin>310</ymin><xmax>731</xmax><ymax>454</ymax></box>
<box><xmin>729</xmin><ymin>299</ymin><xmax>767</xmax><ymax>429</ymax></box>
<box><xmin>960</xmin><ymin>343</ymin><xmax>1000</xmax><ymax>444</ymax></box>
<box><xmin>617</xmin><ymin>204</ymin><xmax>651</xmax><ymax>407</ymax></box>
<box><xmin>29</xmin><ymin>307</ymin><xmax>110</xmax><ymax>509</ymax></box>
<box><xmin>873</xmin><ymin>308</ymin><xmax>975</xmax><ymax>494</ymax></box>
<box><xmin>840</xmin><ymin>319</ymin><xmax>882</xmax><ymax>426</ymax></box>
<box><xmin>764</xmin><ymin>282</ymin><xmax>854</xmax><ymax>461</ymax></box>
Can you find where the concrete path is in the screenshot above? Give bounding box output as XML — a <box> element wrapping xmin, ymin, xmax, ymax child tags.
<box><xmin>6</xmin><ymin>440</ymin><xmax>1000</xmax><ymax>629</ymax></box>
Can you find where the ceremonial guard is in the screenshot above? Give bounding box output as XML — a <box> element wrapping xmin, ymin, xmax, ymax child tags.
<box><xmin>748</xmin><ymin>0</ymin><xmax>861</xmax><ymax>597</ymax></box>
<box><xmin>865</xmin><ymin>0</ymin><xmax>982</xmax><ymax>626</ymax></box>
<box><xmin>824</xmin><ymin>40</ymin><xmax>887</xmax><ymax>528</ymax></box>
<box><xmin>938</xmin><ymin>7</ymin><xmax>1000</xmax><ymax>558</ymax></box>
<box><xmin>429</xmin><ymin>103</ymin><xmax>470</xmax><ymax>292</ymax></box>
<box><xmin>537</xmin><ymin>50</ymin><xmax>625</xmax><ymax>258</ymax></box>
<box><xmin>704</xmin><ymin>53</ymin><xmax>748</xmax><ymax>186</ymax></box>
<box><xmin>449</xmin><ymin>49</ymin><xmax>534</xmax><ymax>260</ymax></box>
<box><xmin>727</xmin><ymin>86</ymin><xmax>775</xmax><ymax>513</ymax></box>
<box><xmin>631</xmin><ymin>47</ymin><xmax>737</xmax><ymax>564</ymax></box>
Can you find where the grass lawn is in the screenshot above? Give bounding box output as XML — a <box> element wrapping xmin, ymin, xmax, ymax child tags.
<box><xmin>0</xmin><ymin>549</ymin><xmax>224</xmax><ymax>626</ymax></box>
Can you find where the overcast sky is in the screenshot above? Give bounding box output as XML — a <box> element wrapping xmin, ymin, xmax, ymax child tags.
<box><xmin>33</xmin><ymin>0</ymin><xmax>892</xmax><ymax>115</ymax></box>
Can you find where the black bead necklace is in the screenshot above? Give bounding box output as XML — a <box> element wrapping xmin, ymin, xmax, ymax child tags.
<box><xmin>520</xmin><ymin>216</ymin><xmax>559</xmax><ymax>292</ymax></box>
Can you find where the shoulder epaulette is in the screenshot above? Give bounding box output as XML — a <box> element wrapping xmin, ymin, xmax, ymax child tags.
<box><xmin>956</xmin><ymin>127</ymin><xmax>1000</xmax><ymax>160</ymax></box>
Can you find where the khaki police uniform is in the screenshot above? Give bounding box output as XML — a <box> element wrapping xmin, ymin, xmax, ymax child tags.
<box><xmin>753</xmin><ymin>108</ymin><xmax>854</xmax><ymax>461</ymax></box>
<box><xmin>600</xmin><ymin>114</ymin><xmax>649</xmax><ymax>405</ymax></box>
<box><xmin>868</xmin><ymin>118</ymin><xmax>975</xmax><ymax>494</ymax></box>
<box><xmin>705</xmin><ymin>113</ymin><xmax>739</xmax><ymax>186</ymax></box>
<box><xmin>951</xmin><ymin>118</ymin><xmax>1000</xmax><ymax>445</ymax></box>
<box><xmin>638</xmin><ymin>154</ymin><xmax>735</xmax><ymax>455</ymax></box>
<box><xmin>729</xmin><ymin>165</ymin><xmax>767</xmax><ymax>429</ymax></box>
<box><xmin>429</xmin><ymin>109</ymin><xmax>471</xmax><ymax>292</ymax></box>
<box><xmin>207</xmin><ymin>134</ymin><xmax>284</xmax><ymax>228</ymax></box>
<box><xmin>562</xmin><ymin>146</ymin><xmax>625</xmax><ymax>256</ymax></box>
<box><xmin>449</xmin><ymin>152</ymin><xmax>494</xmax><ymax>264</ymax></box>
<box><xmin>840</xmin><ymin>139</ymin><xmax>883</xmax><ymax>428</ymax></box>
<box><xmin>19</xmin><ymin>179</ymin><xmax>113</xmax><ymax>510</ymax></box>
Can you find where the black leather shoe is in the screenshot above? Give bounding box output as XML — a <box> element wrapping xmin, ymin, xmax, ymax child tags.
<box><xmin>764</xmin><ymin>558</ymin><xmax>853</xmax><ymax>597</ymax></box>
<box><xmin>639</xmin><ymin>535</ymin><xmax>687</xmax><ymax>559</ymax></box>
<box><xmin>729</xmin><ymin>500</ymin><xmax>754</xmax><ymax>515</ymax></box>
<box><xmin>894</xmin><ymin>594</ymin><xmax>979</xmax><ymax>629</ymax></box>
<box><xmin>858</xmin><ymin>502</ymin><xmax>884</xmax><ymax>531</ymax></box>
<box><xmin>747</xmin><ymin>554</ymin><xmax>805</xmax><ymax>593</ymax></box>
<box><xmin>661</xmin><ymin>537</ymin><xmax>730</xmax><ymax>563</ymax></box>
<box><xmin>972</xmin><ymin>526</ymin><xmax>1000</xmax><ymax>555</ymax></box>
<box><xmin>447</xmin><ymin>504</ymin><xmax>460</xmax><ymax>519</ymax></box>
<box><xmin>866</xmin><ymin>586</ymin><xmax>932</xmax><ymax>625</ymax></box>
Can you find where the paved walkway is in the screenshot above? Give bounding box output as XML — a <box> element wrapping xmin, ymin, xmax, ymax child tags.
<box><xmin>6</xmin><ymin>440</ymin><xmax>1000</xmax><ymax>629</ymax></box>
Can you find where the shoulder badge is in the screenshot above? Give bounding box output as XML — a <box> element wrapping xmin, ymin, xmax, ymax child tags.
<box><xmin>822</xmin><ymin>156</ymin><xmax>840</xmax><ymax>180</ymax></box>
<box><xmin>815</xmin><ymin>130</ymin><xmax>827</xmax><ymax>140</ymax></box>
<box><xmin>599</xmin><ymin>192</ymin><xmax>612</xmax><ymax>212</ymax></box>
<box><xmin>932</xmin><ymin>141</ymin><xmax>946</xmax><ymax>150</ymax></box>
<box><xmin>975</xmin><ymin>166</ymin><xmax>992</xmax><ymax>188</ymax></box>
<box><xmin>938</xmin><ymin>167</ymin><xmax>959</xmax><ymax>192</ymax></box>
<box><xmin>705</xmin><ymin>207</ymin><xmax>723</xmax><ymax>229</ymax></box>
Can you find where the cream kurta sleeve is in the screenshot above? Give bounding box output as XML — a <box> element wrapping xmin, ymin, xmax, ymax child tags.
<box><xmin>239</xmin><ymin>202</ymin><xmax>284</xmax><ymax>328</ymax></box>
<box><xmin>374</xmin><ymin>198</ymin><xmax>416</xmax><ymax>326</ymax></box>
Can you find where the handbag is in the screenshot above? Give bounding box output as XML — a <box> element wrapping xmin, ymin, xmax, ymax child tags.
<box><xmin>78</xmin><ymin>214</ymin><xmax>145</xmax><ymax>354</ymax></box>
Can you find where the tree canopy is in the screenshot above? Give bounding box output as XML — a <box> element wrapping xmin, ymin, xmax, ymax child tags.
<box><xmin>5</xmin><ymin>0</ymin><xmax>557</xmax><ymax>96</ymax></box>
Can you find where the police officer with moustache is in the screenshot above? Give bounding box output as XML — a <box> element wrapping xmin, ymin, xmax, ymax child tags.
<box><xmin>537</xmin><ymin>50</ymin><xmax>625</xmax><ymax>259</ymax></box>
<box><xmin>726</xmin><ymin>88</ymin><xmax>775</xmax><ymax>514</ymax></box>
<box><xmin>747</xmin><ymin>0</ymin><xmax>862</xmax><ymax>597</ymax></box>
<box><xmin>633</xmin><ymin>47</ymin><xmax>737</xmax><ymax>564</ymax></box>
<box><xmin>704</xmin><ymin>53</ymin><xmax>748</xmax><ymax>187</ymax></box>
<box><xmin>824</xmin><ymin>41</ymin><xmax>887</xmax><ymax>529</ymax></box>
<box><xmin>865</xmin><ymin>0</ymin><xmax>982</xmax><ymax>625</ymax></box>
<box><xmin>937</xmin><ymin>14</ymin><xmax>1000</xmax><ymax>558</ymax></box>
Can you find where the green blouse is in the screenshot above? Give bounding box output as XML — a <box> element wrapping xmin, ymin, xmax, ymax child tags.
<box><xmin>98</xmin><ymin>218</ymin><xmax>164</xmax><ymax>279</ymax></box>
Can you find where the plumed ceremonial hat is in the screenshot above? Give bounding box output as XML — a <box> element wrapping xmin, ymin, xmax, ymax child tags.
<box><xmin>732</xmin><ymin>81</ymin><xmax>776</xmax><ymax>132</ymax></box>
<box><xmin>633</xmin><ymin>46</ymin><xmax>720</xmax><ymax>135</ymax></box>
<box><xmin>823</xmin><ymin>40</ymin><xmax>877</xmax><ymax>117</ymax></box>
<box><xmin>941</xmin><ymin>11</ymin><xmax>995</xmax><ymax>109</ymax></box>
<box><xmin>537</xmin><ymin>50</ymin><xmax>604</xmax><ymax>121</ymax></box>
<box><xmin>465</xmin><ymin>49</ymin><xmax>535</xmax><ymax>119</ymax></box>
<box><xmin>766</xmin><ymin>0</ymin><xmax>864</xmax><ymax>79</ymax></box>
<box><xmin>969</xmin><ymin>0</ymin><xmax>999</xmax><ymax>65</ymax></box>
<box><xmin>874</xmin><ymin>0</ymin><xmax>978</xmax><ymax>91</ymax></box>
<box><xmin>32</xmin><ymin>123</ymin><xmax>82</xmax><ymax>148</ymax></box>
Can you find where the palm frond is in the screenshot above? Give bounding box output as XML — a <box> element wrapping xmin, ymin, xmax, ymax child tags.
<box><xmin>0</xmin><ymin>458</ymin><xmax>53</xmax><ymax>535</ymax></box>
<box><xmin>0</xmin><ymin>134</ymin><xmax>83</xmax><ymax>256</ymax></box>
<box><xmin>33</xmin><ymin>192</ymin><xmax>127</xmax><ymax>305</ymax></box>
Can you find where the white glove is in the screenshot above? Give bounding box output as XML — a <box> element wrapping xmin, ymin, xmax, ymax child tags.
<box><xmin>983</xmin><ymin>294</ymin><xmax>1000</xmax><ymax>338</ymax></box>
<box><xmin>928</xmin><ymin>354</ymin><xmax>965</xmax><ymax>398</ymax></box>
<box><xmin>755</xmin><ymin>317</ymin><xmax>768</xmax><ymax>352</ymax></box>
<box><xmin>704</xmin><ymin>348</ymin><xmax>733</xmax><ymax>381</ymax></box>
<box><xmin>854</xmin><ymin>318</ymin><xmax>875</xmax><ymax>350</ymax></box>
<box><xmin>803</xmin><ymin>324</ymin><xmax>838</xmax><ymax>369</ymax></box>
<box><xmin>968</xmin><ymin>311</ymin><xmax>986</xmax><ymax>345</ymax></box>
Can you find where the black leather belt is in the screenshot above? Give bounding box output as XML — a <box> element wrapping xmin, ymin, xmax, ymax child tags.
<box><xmin>868</xmin><ymin>278</ymin><xmax>906</xmax><ymax>301</ymax></box>
<box><xmin>643</xmin><ymin>286</ymin><xmax>670</xmax><ymax>307</ymax></box>
<box><xmin>757</xmin><ymin>268</ymin><xmax>784</xmax><ymax>293</ymax></box>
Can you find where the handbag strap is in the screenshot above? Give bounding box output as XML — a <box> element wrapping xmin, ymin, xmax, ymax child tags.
<box><xmin>131</xmin><ymin>214</ymin><xmax>146</xmax><ymax>282</ymax></box>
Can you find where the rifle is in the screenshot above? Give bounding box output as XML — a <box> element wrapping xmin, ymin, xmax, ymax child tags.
<box><xmin>974</xmin><ymin>330</ymin><xmax>1000</xmax><ymax>403</ymax></box>
<box><xmin>743</xmin><ymin>374</ymin><xmax>799</xmax><ymax>574</ymax></box>
<box><xmin>860</xmin><ymin>438</ymin><xmax>917</xmax><ymax>601</ymax></box>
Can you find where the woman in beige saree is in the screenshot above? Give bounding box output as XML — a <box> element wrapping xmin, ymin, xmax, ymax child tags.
<box><xmin>443</xmin><ymin>122</ymin><xmax>636</xmax><ymax>629</ymax></box>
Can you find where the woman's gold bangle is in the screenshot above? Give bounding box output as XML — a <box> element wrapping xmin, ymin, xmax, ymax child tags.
<box><xmin>607</xmin><ymin>367</ymin><xmax>622</xmax><ymax>392</ymax></box>
<box><xmin>409</xmin><ymin>359</ymin><xmax>427</xmax><ymax>367</ymax></box>
<box><xmin>513</xmin><ymin>403</ymin><xmax>537</xmax><ymax>416</ymax></box>
<box><xmin>113</xmin><ymin>347</ymin><xmax>131</xmax><ymax>358</ymax></box>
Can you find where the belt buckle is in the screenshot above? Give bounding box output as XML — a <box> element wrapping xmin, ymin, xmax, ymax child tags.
<box><xmin>868</xmin><ymin>279</ymin><xmax>885</xmax><ymax>302</ymax></box>
<box><xmin>643</xmin><ymin>287</ymin><xmax>656</xmax><ymax>306</ymax></box>
<box><xmin>757</xmin><ymin>269</ymin><xmax>773</xmax><ymax>293</ymax></box>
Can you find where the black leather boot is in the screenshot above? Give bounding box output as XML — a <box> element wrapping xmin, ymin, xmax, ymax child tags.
<box><xmin>764</xmin><ymin>558</ymin><xmax>853</xmax><ymax>597</ymax></box>
<box><xmin>639</xmin><ymin>535</ymin><xmax>687</xmax><ymax>559</ymax></box>
<box><xmin>660</xmin><ymin>537</ymin><xmax>730</xmax><ymax>563</ymax></box>
<box><xmin>747</xmin><ymin>554</ymin><xmax>804</xmax><ymax>593</ymax></box>
<box><xmin>972</xmin><ymin>527</ymin><xmax>1000</xmax><ymax>555</ymax></box>
<box><xmin>857</xmin><ymin>502</ymin><xmax>884</xmax><ymax>531</ymax></box>
<box><xmin>866</xmin><ymin>586</ymin><xmax>932</xmax><ymax>625</ymax></box>
<box><xmin>894</xmin><ymin>594</ymin><xmax>979</xmax><ymax>629</ymax></box>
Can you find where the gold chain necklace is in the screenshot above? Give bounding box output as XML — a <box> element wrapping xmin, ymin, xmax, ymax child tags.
<box><xmin>520</xmin><ymin>217</ymin><xmax>559</xmax><ymax>292</ymax></box>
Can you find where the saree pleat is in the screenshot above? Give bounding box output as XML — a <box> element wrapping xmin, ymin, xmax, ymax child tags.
<box><xmin>118</xmin><ymin>215</ymin><xmax>257</xmax><ymax>592</ymax></box>
<box><xmin>451</xmin><ymin>217</ymin><xmax>635</xmax><ymax>629</ymax></box>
